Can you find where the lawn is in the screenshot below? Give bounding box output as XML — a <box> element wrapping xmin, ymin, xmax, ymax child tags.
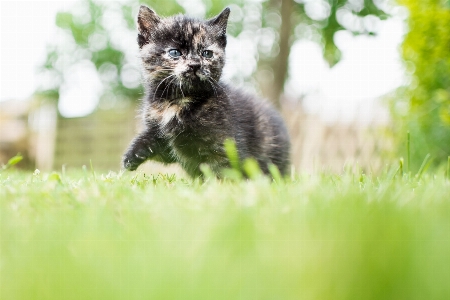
<box><xmin>1</xmin><ymin>166</ymin><xmax>450</xmax><ymax>300</ymax></box>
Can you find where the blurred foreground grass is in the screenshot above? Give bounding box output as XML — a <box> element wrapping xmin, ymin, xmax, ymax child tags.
<box><xmin>1</xmin><ymin>168</ymin><xmax>450</xmax><ymax>300</ymax></box>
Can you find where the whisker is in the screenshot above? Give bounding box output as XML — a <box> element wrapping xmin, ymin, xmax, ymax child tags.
<box><xmin>208</xmin><ymin>77</ymin><xmax>225</xmax><ymax>97</ymax></box>
<box><xmin>179</xmin><ymin>80</ymin><xmax>186</xmax><ymax>98</ymax></box>
<box><xmin>207</xmin><ymin>78</ymin><xmax>219</xmax><ymax>98</ymax></box>
<box><xmin>151</xmin><ymin>69</ymin><xmax>175</xmax><ymax>73</ymax></box>
<box><xmin>161</xmin><ymin>76</ymin><xmax>178</xmax><ymax>99</ymax></box>
<box><xmin>144</xmin><ymin>68</ymin><xmax>174</xmax><ymax>76</ymax></box>
<box><xmin>153</xmin><ymin>74</ymin><xmax>176</xmax><ymax>101</ymax></box>
<box><xmin>145</xmin><ymin>68</ymin><xmax>176</xmax><ymax>80</ymax></box>
<box><xmin>208</xmin><ymin>77</ymin><xmax>225</xmax><ymax>91</ymax></box>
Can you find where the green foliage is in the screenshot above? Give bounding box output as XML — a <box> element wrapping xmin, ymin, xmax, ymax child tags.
<box><xmin>268</xmin><ymin>0</ymin><xmax>389</xmax><ymax>65</ymax></box>
<box><xmin>391</xmin><ymin>0</ymin><xmax>450</xmax><ymax>170</ymax></box>
<box><xmin>1</xmin><ymin>168</ymin><xmax>450</xmax><ymax>299</ymax></box>
<box><xmin>302</xmin><ymin>0</ymin><xmax>388</xmax><ymax>67</ymax></box>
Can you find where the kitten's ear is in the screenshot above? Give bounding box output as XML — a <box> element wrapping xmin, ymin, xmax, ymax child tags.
<box><xmin>206</xmin><ymin>7</ymin><xmax>230</xmax><ymax>36</ymax></box>
<box><xmin>137</xmin><ymin>5</ymin><xmax>160</xmax><ymax>46</ymax></box>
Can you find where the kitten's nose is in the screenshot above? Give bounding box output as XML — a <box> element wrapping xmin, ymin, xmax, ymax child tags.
<box><xmin>188</xmin><ymin>61</ymin><xmax>201</xmax><ymax>72</ymax></box>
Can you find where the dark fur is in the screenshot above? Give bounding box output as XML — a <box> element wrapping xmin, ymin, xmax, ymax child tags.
<box><xmin>123</xmin><ymin>6</ymin><xmax>290</xmax><ymax>177</ymax></box>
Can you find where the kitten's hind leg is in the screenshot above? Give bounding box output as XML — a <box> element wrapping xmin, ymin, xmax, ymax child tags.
<box><xmin>122</xmin><ymin>128</ymin><xmax>169</xmax><ymax>171</ymax></box>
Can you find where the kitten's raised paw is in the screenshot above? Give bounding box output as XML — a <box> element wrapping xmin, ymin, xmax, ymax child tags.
<box><xmin>123</xmin><ymin>157</ymin><xmax>139</xmax><ymax>171</ymax></box>
<box><xmin>122</xmin><ymin>149</ymin><xmax>149</xmax><ymax>171</ymax></box>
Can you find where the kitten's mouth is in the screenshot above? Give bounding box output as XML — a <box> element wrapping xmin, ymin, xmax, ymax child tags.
<box><xmin>182</xmin><ymin>72</ymin><xmax>197</xmax><ymax>79</ymax></box>
<box><xmin>182</xmin><ymin>70</ymin><xmax>208</xmax><ymax>81</ymax></box>
<box><xmin>195</xmin><ymin>70</ymin><xmax>208</xmax><ymax>80</ymax></box>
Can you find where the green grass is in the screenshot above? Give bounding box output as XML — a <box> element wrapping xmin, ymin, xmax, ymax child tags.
<box><xmin>1</xmin><ymin>167</ymin><xmax>450</xmax><ymax>300</ymax></box>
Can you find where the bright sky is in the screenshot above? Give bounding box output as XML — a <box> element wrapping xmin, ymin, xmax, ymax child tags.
<box><xmin>0</xmin><ymin>0</ymin><xmax>406</xmax><ymax>122</ymax></box>
<box><xmin>0</xmin><ymin>1</ymin><xmax>76</xmax><ymax>105</ymax></box>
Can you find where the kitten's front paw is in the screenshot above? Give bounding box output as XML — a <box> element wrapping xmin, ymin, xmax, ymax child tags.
<box><xmin>122</xmin><ymin>156</ymin><xmax>139</xmax><ymax>171</ymax></box>
<box><xmin>122</xmin><ymin>149</ymin><xmax>149</xmax><ymax>171</ymax></box>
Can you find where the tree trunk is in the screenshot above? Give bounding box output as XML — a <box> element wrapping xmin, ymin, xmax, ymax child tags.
<box><xmin>267</xmin><ymin>0</ymin><xmax>294</xmax><ymax>109</ymax></box>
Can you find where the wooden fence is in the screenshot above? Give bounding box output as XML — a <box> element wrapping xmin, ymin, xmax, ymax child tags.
<box><xmin>51</xmin><ymin>102</ymin><xmax>392</xmax><ymax>174</ymax></box>
<box><xmin>283</xmin><ymin>106</ymin><xmax>392</xmax><ymax>174</ymax></box>
<box><xmin>53</xmin><ymin>106</ymin><xmax>137</xmax><ymax>171</ymax></box>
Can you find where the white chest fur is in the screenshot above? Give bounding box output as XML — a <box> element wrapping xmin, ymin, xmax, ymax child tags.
<box><xmin>148</xmin><ymin>98</ymin><xmax>192</xmax><ymax>127</ymax></box>
<box><xmin>160</xmin><ymin>105</ymin><xmax>179</xmax><ymax>127</ymax></box>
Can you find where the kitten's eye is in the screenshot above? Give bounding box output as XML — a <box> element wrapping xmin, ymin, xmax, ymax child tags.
<box><xmin>168</xmin><ymin>49</ymin><xmax>181</xmax><ymax>58</ymax></box>
<box><xmin>202</xmin><ymin>50</ymin><xmax>213</xmax><ymax>58</ymax></box>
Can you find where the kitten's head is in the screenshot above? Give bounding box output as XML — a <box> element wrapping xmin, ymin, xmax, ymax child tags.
<box><xmin>137</xmin><ymin>6</ymin><xmax>230</xmax><ymax>97</ymax></box>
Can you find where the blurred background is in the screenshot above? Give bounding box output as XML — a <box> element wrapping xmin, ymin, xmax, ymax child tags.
<box><xmin>0</xmin><ymin>0</ymin><xmax>449</xmax><ymax>174</ymax></box>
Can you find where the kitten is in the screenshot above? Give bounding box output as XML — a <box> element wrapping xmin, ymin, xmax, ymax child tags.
<box><xmin>122</xmin><ymin>6</ymin><xmax>290</xmax><ymax>177</ymax></box>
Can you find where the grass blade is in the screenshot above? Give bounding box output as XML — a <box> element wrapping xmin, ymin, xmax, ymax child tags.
<box><xmin>447</xmin><ymin>156</ymin><xmax>450</xmax><ymax>181</ymax></box>
<box><xmin>224</xmin><ymin>139</ymin><xmax>240</xmax><ymax>171</ymax></box>
<box><xmin>416</xmin><ymin>153</ymin><xmax>431</xmax><ymax>180</ymax></box>
<box><xmin>407</xmin><ymin>131</ymin><xmax>411</xmax><ymax>174</ymax></box>
<box><xmin>268</xmin><ymin>163</ymin><xmax>283</xmax><ymax>183</ymax></box>
<box><xmin>1</xmin><ymin>154</ymin><xmax>23</xmax><ymax>171</ymax></box>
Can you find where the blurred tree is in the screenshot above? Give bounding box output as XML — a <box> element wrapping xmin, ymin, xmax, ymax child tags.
<box><xmin>256</xmin><ymin>0</ymin><xmax>389</xmax><ymax>107</ymax></box>
<box><xmin>391</xmin><ymin>0</ymin><xmax>450</xmax><ymax>170</ymax></box>
<box><xmin>36</xmin><ymin>0</ymin><xmax>389</xmax><ymax>111</ymax></box>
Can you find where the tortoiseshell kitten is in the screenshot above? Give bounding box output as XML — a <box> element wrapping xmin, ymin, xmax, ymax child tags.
<box><xmin>122</xmin><ymin>6</ymin><xmax>290</xmax><ymax>177</ymax></box>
